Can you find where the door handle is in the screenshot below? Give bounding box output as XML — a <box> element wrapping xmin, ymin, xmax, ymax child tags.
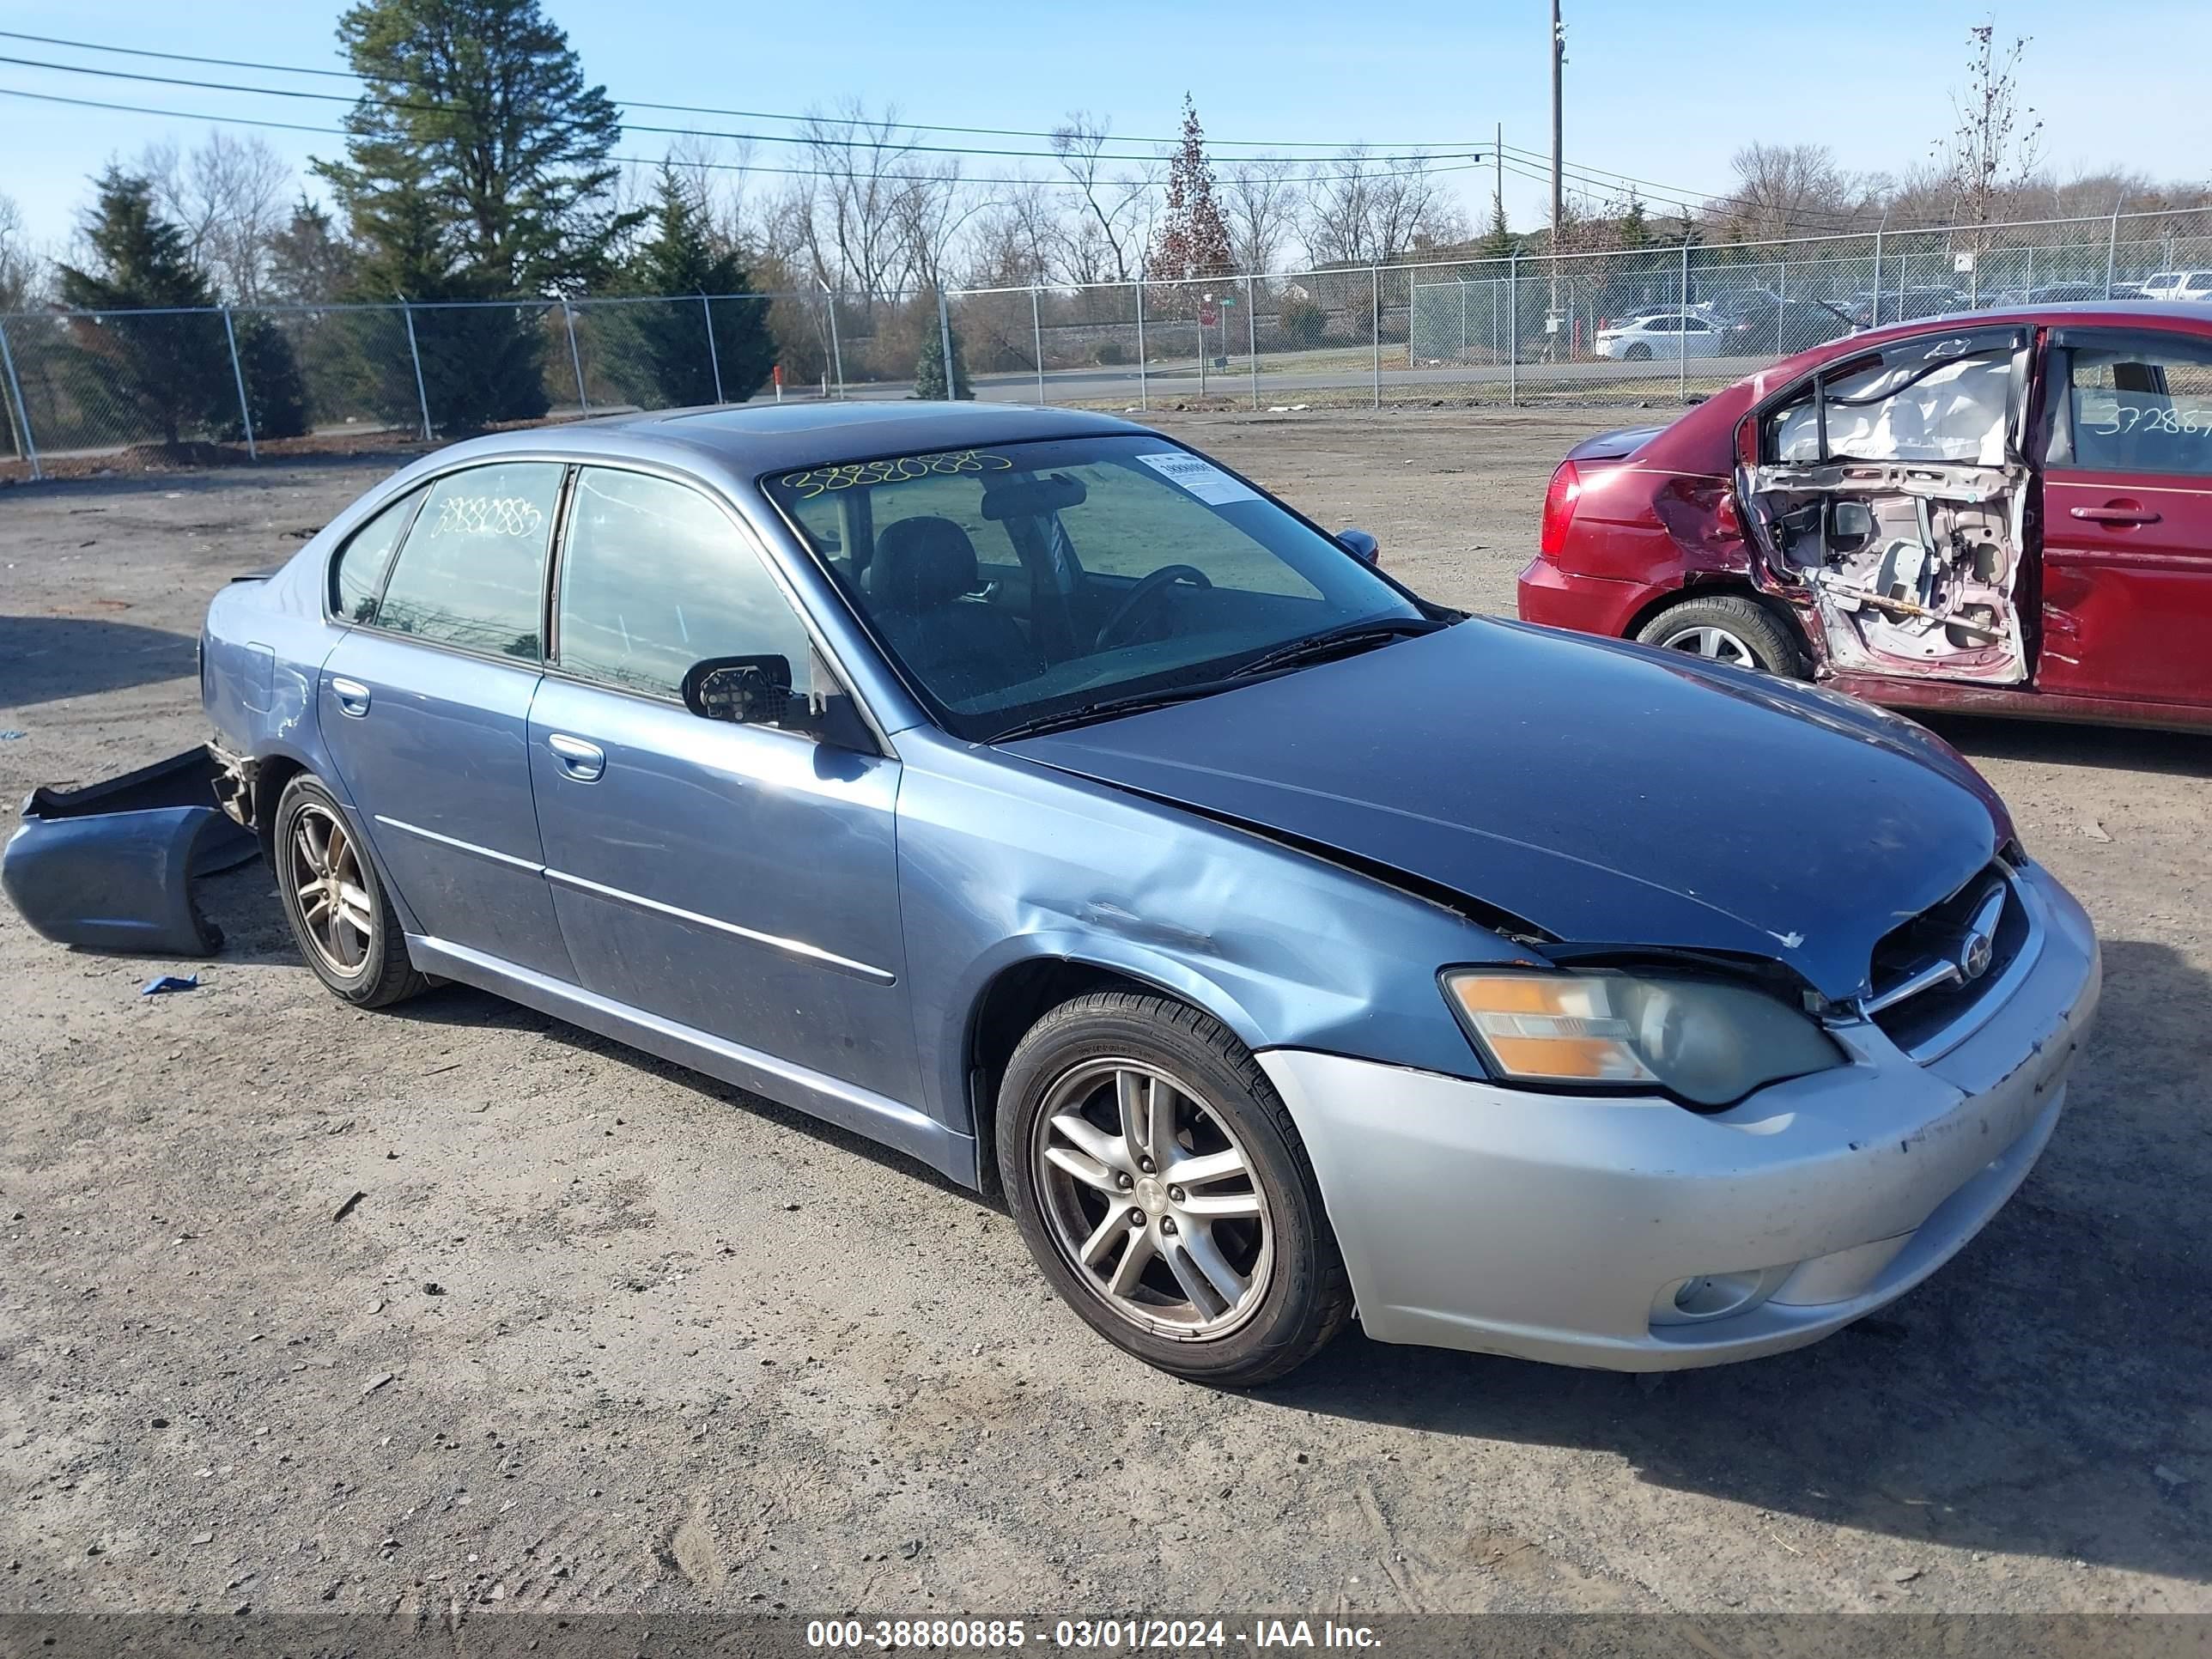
<box><xmin>2069</xmin><ymin>503</ymin><xmax>2162</xmax><ymax>526</ymax></box>
<box><xmin>546</xmin><ymin>732</ymin><xmax>605</xmax><ymax>781</ymax></box>
<box><xmin>330</xmin><ymin>676</ymin><xmax>372</xmax><ymax>717</ymax></box>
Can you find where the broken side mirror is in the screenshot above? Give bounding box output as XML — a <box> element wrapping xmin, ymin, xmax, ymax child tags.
<box><xmin>1337</xmin><ymin>527</ymin><xmax>1380</xmax><ymax>565</ymax></box>
<box><xmin>681</xmin><ymin>653</ymin><xmax>878</xmax><ymax>755</ymax></box>
<box><xmin>684</xmin><ymin>654</ymin><xmax>793</xmax><ymax>727</ymax></box>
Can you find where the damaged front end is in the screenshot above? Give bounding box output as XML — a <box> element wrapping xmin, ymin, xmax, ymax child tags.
<box><xmin>1741</xmin><ymin>325</ymin><xmax>2033</xmax><ymax>686</ymax></box>
<box><xmin>1</xmin><ymin>747</ymin><xmax>259</xmax><ymax>957</ymax></box>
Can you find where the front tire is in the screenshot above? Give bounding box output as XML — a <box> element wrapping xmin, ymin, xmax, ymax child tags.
<box><xmin>997</xmin><ymin>991</ymin><xmax>1352</xmax><ymax>1386</ymax></box>
<box><xmin>1636</xmin><ymin>594</ymin><xmax>1808</xmax><ymax>677</ymax></box>
<box><xmin>272</xmin><ymin>774</ymin><xmax>428</xmax><ymax>1008</ymax></box>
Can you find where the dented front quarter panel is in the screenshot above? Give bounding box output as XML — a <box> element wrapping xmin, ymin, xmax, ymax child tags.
<box><xmin>890</xmin><ymin>728</ymin><xmax>1529</xmax><ymax>1130</ymax></box>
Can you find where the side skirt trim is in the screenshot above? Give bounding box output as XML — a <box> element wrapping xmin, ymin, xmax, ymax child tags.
<box><xmin>405</xmin><ymin>933</ymin><xmax>977</xmax><ymax>1188</ymax></box>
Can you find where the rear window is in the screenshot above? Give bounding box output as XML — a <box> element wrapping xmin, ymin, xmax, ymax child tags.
<box><xmin>373</xmin><ymin>462</ymin><xmax>564</xmax><ymax>662</ymax></box>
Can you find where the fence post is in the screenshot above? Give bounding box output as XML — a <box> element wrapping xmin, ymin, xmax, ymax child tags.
<box><xmin>0</xmin><ymin>316</ymin><xmax>41</xmax><ymax>481</ymax></box>
<box><xmin>935</xmin><ymin>286</ymin><xmax>957</xmax><ymax>401</ymax></box>
<box><xmin>559</xmin><ymin>295</ymin><xmax>589</xmax><ymax>416</ymax></box>
<box><xmin>699</xmin><ymin>294</ymin><xmax>724</xmax><ymax>404</ymax></box>
<box><xmin>1030</xmin><ymin>284</ymin><xmax>1045</xmax><ymax>404</ymax></box>
<box><xmin>1244</xmin><ymin>274</ymin><xmax>1258</xmax><ymax>410</ymax></box>
<box><xmin>1678</xmin><ymin>240</ymin><xmax>1691</xmax><ymax>404</ymax></box>
<box><xmin>221</xmin><ymin>306</ymin><xmax>257</xmax><ymax>461</ymax></box>
<box><xmin>1370</xmin><ymin>266</ymin><xmax>1382</xmax><ymax>409</ymax></box>
<box><xmin>2105</xmin><ymin>203</ymin><xmax>2124</xmax><ymax>298</ymax></box>
<box><xmin>398</xmin><ymin>296</ymin><xmax>433</xmax><ymax>441</ymax></box>
<box><xmin>1507</xmin><ymin>251</ymin><xmax>1519</xmax><ymax>407</ymax></box>
<box><xmin>1775</xmin><ymin>246</ymin><xmax>1787</xmax><ymax>356</ymax></box>
<box><xmin>1875</xmin><ymin>233</ymin><xmax>1889</xmax><ymax>324</ymax></box>
<box><xmin>1135</xmin><ymin>270</ymin><xmax>1148</xmax><ymax>412</ymax></box>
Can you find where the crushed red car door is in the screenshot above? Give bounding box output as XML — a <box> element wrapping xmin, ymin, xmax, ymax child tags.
<box><xmin>2034</xmin><ymin>326</ymin><xmax>2212</xmax><ymax>708</ymax></box>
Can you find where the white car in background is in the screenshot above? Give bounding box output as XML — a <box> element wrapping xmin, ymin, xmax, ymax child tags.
<box><xmin>1593</xmin><ymin>312</ymin><xmax>1727</xmax><ymax>362</ymax></box>
<box><xmin>2132</xmin><ymin>271</ymin><xmax>2212</xmax><ymax>302</ymax></box>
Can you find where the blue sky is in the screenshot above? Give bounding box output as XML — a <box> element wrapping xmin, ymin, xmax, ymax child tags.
<box><xmin>3</xmin><ymin>0</ymin><xmax>2207</xmax><ymax>252</ymax></box>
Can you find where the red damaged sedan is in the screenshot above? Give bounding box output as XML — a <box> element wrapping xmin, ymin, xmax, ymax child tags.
<box><xmin>1518</xmin><ymin>301</ymin><xmax>2212</xmax><ymax>731</ymax></box>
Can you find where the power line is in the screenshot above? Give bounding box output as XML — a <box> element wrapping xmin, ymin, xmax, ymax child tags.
<box><xmin>0</xmin><ymin>27</ymin><xmax>1491</xmax><ymax>154</ymax></box>
<box><xmin>1495</xmin><ymin>139</ymin><xmax>1873</xmax><ymax>234</ymax></box>
<box><xmin>0</xmin><ymin>83</ymin><xmax>1492</xmax><ymax>190</ymax></box>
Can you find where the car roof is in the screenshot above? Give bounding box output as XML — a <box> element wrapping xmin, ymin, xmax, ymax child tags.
<box><xmin>410</xmin><ymin>400</ymin><xmax>1146</xmax><ymax>477</ymax></box>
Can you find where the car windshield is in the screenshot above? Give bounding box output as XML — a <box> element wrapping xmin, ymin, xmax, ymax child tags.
<box><xmin>762</xmin><ymin>434</ymin><xmax>1429</xmax><ymax>740</ymax></box>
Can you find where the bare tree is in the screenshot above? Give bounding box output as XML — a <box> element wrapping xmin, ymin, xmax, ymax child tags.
<box><xmin>1940</xmin><ymin>25</ymin><xmax>2044</xmax><ymax>242</ymax></box>
<box><xmin>139</xmin><ymin>131</ymin><xmax>295</xmax><ymax>301</ymax></box>
<box><xmin>1051</xmin><ymin>114</ymin><xmax>1148</xmax><ymax>283</ymax></box>
<box><xmin>1301</xmin><ymin>151</ymin><xmax>1462</xmax><ymax>266</ymax></box>
<box><xmin>1719</xmin><ymin>143</ymin><xmax>1870</xmax><ymax>240</ymax></box>
<box><xmin>1221</xmin><ymin>159</ymin><xmax>1298</xmax><ymax>275</ymax></box>
<box><xmin>0</xmin><ymin>191</ymin><xmax>40</xmax><ymax>311</ymax></box>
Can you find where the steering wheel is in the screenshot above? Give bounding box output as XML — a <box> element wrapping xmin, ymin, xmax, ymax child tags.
<box><xmin>1093</xmin><ymin>564</ymin><xmax>1212</xmax><ymax>651</ymax></box>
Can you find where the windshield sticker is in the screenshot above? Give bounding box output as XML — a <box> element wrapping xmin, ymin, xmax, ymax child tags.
<box><xmin>777</xmin><ymin>451</ymin><xmax>1015</xmax><ymax>500</ymax></box>
<box><xmin>1133</xmin><ymin>451</ymin><xmax>1260</xmax><ymax>505</ymax></box>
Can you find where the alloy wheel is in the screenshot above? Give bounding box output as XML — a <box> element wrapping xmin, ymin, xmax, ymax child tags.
<box><xmin>289</xmin><ymin>803</ymin><xmax>375</xmax><ymax>974</ymax></box>
<box><xmin>1031</xmin><ymin>1059</ymin><xmax>1274</xmax><ymax>1340</ymax></box>
<box><xmin>1660</xmin><ymin>624</ymin><xmax>1757</xmax><ymax>667</ymax></box>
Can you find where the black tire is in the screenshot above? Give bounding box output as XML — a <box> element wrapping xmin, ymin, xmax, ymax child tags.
<box><xmin>271</xmin><ymin>773</ymin><xmax>428</xmax><ymax>1008</ymax></box>
<box><xmin>1626</xmin><ymin>342</ymin><xmax>1653</xmax><ymax>362</ymax></box>
<box><xmin>1634</xmin><ymin>593</ymin><xmax>1809</xmax><ymax>678</ymax></box>
<box><xmin>997</xmin><ymin>991</ymin><xmax>1352</xmax><ymax>1386</ymax></box>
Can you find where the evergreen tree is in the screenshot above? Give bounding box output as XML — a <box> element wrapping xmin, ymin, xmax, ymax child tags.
<box><xmin>265</xmin><ymin>198</ymin><xmax>356</xmax><ymax>304</ymax></box>
<box><xmin>914</xmin><ymin>307</ymin><xmax>971</xmax><ymax>400</ymax></box>
<box><xmin>1148</xmin><ymin>95</ymin><xmax>1234</xmax><ymax>284</ymax></box>
<box><xmin>57</xmin><ymin>168</ymin><xmax>234</xmax><ymax>447</ymax></box>
<box><xmin>1618</xmin><ymin>191</ymin><xmax>1655</xmax><ymax>249</ymax></box>
<box><xmin>315</xmin><ymin>0</ymin><xmax>635</xmax><ymax>294</ymax></box>
<box><xmin>313</xmin><ymin>0</ymin><xmax>638</xmax><ymax>427</ymax></box>
<box><xmin>622</xmin><ymin>166</ymin><xmax>775</xmax><ymax>407</ymax></box>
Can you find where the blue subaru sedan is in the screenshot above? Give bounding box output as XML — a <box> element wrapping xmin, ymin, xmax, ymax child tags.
<box><xmin>194</xmin><ymin>403</ymin><xmax>2099</xmax><ymax>1384</ymax></box>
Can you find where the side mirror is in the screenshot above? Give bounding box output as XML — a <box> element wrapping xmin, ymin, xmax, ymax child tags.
<box><xmin>1337</xmin><ymin>527</ymin><xmax>1381</xmax><ymax>565</ymax></box>
<box><xmin>684</xmin><ymin>654</ymin><xmax>793</xmax><ymax>726</ymax></box>
<box><xmin>681</xmin><ymin>653</ymin><xmax>878</xmax><ymax>756</ymax></box>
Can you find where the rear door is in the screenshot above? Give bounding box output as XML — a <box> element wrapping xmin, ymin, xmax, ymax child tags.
<box><xmin>2034</xmin><ymin>326</ymin><xmax>2212</xmax><ymax>708</ymax></box>
<box><xmin>317</xmin><ymin>459</ymin><xmax>576</xmax><ymax>980</ymax></box>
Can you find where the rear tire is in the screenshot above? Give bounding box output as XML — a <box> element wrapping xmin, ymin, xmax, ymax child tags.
<box><xmin>1626</xmin><ymin>342</ymin><xmax>1653</xmax><ymax>362</ymax></box>
<box><xmin>272</xmin><ymin>774</ymin><xmax>428</xmax><ymax>1008</ymax></box>
<box><xmin>997</xmin><ymin>991</ymin><xmax>1352</xmax><ymax>1387</ymax></box>
<box><xmin>1636</xmin><ymin>594</ymin><xmax>1808</xmax><ymax>678</ymax></box>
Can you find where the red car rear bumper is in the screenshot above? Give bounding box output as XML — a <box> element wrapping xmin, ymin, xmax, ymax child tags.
<box><xmin>1516</xmin><ymin>556</ymin><xmax>1662</xmax><ymax>641</ymax></box>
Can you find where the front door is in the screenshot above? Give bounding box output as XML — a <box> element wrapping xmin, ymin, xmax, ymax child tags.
<box><xmin>2036</xmin><ymin>326</ymin><xmax>2212</xmax><ymax>708</ymax></box>
<box><xmin>526</xmin><ymin>465</ymin><xmax>916</xmax><ymax>1103</ymax></box>
<box><xmin>317</xmin><ymin>459</ymin><xmax>575</xmax><ymax>980</ymax></box>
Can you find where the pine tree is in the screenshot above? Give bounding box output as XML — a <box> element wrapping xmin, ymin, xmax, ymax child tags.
<box><xmin>914</xmin><ymin>306</ymin><xmax>971</xmax><ymax>400</ymax></box>
<box><xmin>57</xmin><ymin>168</ymin><xmax>234</xmax><ymax>447</ymax></box>
<box><xmin>622</xmin><ymin>166</ymin><xmax>776</xmax><ymax>407</ymax></box>
<box><xmin>1148</xmin><ymin>95</ymin><xmax>1234</xmax><ymax>284</ymax></box>
<box><xmin>1479</xmin><ymin>193</ymin><xmax>1514</xmax><ymax>259</ymax></box>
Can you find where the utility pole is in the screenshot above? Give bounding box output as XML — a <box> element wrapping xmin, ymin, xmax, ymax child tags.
<box><xmin>1495</xmin><ymin>121</ymin><xmax>1504</xmax><ymax>233</ymax></box>
<box><xmin>1549</xmin><ymin>0</ymin><xmax>1565</xmax><ymax>248</ymax></box>
<box><xmin>1549</xmin><ymin>0</ymin><xmax>1565</xmax><ymax>321</ymax></box>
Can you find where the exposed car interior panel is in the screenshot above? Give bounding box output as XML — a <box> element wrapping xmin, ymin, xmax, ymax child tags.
<box><xmin>1741</xmin><ymin>331</ymin><xmax>2031</xmax><ymax>685</ymax></box>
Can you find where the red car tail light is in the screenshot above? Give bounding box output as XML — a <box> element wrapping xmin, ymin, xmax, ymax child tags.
<box><xmin>1539</xmin><ymin>460</ymin><xmax>1584</xmax><ymax>560</ymax></box>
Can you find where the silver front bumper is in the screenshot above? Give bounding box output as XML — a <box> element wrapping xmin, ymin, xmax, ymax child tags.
<box><xmin>1258</xmin><ymin>859</ymin><xmax>2101</xmax><ymax>1370</ymax></box>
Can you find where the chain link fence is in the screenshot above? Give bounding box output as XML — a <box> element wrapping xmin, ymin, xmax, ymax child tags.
<box><xmin>5</xmin><ymin>204</ymin><xmax>2210</xmax><ymax>480</ymax></box>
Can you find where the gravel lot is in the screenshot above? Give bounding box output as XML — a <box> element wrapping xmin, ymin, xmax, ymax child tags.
<box><xmin>2</xmin><ymin>410</ymin><xmax>2208</xmax><ymax>1620</ymax></box>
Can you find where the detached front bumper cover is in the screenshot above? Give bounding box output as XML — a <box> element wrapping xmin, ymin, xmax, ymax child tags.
<box><xmin>2</xmin><ymin>747</ymin><xmax>258</xmax><ymax>957</ymax></box>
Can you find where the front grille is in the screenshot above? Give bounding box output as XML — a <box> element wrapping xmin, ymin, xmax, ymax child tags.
<box><xmin>1864</xmin><ymin>862</ymin><xmax>2031</xmax><ymax>1057</ymax></box>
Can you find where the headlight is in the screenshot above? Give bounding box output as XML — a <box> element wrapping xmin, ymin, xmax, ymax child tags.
<box><xmin>1442</xmin><ymin>969</ymin><xmax>1845</xmax><ymax>1108</ymax></box>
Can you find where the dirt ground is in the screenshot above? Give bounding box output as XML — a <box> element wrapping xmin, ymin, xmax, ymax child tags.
<box><xmin>2</xmin><ymin>409</ymin><xmax>2208</xmax><ymax>1621</ymax></box>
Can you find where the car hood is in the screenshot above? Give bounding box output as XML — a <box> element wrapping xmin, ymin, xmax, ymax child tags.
<box><xmin>1002</xmin><ymin>619</ymin><xmax>2008</xmax><ymax>1002</ymax></box>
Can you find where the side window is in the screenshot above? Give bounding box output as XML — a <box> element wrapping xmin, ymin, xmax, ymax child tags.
<box><xmin>1767</xmin><ymin>334</ymin><xmax>2017</xmax><ymax>465</ymax></box>
<box><xmin>2055</xmin><ymin>335</ymin><xmax>2212</xmax><ymax>477</ymax></box>
<box><xmin>329</xmin><ymin>487</ymin><xmax>422</xmax><ymax>623</ymax></box>
<box><xmin>374</xmin><ymin>462</ymin><xmax>564</xmax><ymax>662</ymax></box>
<box><xmin>557</xmin><ymin>467</ymin><xmax>817</xmax><ymax>702</ymax></box>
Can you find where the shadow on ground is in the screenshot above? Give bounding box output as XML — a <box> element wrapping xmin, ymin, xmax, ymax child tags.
<box><xmin>0</xmin><ymin>615</ymin><xmax>198</xmax><ymax>708</ymax></box>
<box><xmin>1924</xmin><ymin>713</ymin><xmax>2212</xmax><ymax>779</ymax></box>
<box><xmin>197</xmin><ymin>857</ymin><xmax>2209</xmax><ymax>1582</ymax></box>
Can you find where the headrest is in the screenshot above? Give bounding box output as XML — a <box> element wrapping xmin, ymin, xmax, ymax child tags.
<box><xmin>872</xmin><ymin>516</ymin><xmax>981</xmax><ymax>611</ymax></box>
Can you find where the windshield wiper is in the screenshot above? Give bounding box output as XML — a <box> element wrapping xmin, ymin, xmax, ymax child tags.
<box><xmin>985</xmin><ymin>677</ymin><xmax>1255</xmax><ymax>744</ymax></box>
<box><xmin>1231</xmin><ymin>614</ymin><xmax>1446</xmax><ymax>678</ymax></box>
